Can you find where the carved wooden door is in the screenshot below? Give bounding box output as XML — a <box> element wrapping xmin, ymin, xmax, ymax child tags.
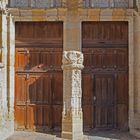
<box><xmin>15</xmin><ymin>22</ymin><xmax>63</xmax><ymax>132</ymax></box>
<box><xmin>82</xmin><ymin>22</ymin><xmax>128</xmax><ymax>130</ymax></box>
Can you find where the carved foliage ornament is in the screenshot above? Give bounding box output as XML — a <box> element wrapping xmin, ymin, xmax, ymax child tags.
<box><xmin>62</xmin><ymin>51</ymin><xmax>84</xmax><ymax>70</ymax></box>
<box><xmin>0</xmin><ymin>0</ymin><xmax>8</xmax><ymax>13</ymax></box>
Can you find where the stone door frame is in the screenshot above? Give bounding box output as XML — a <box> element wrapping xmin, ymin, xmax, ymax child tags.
<box><xmin>9</xmin><ymin>10</ymin><xmax>135</xmax><ymax>138</ymax></box>
<box><xmin>79</xmin><ymin>17</ymin><xmax>134</xmax><ymax>132</ymax></box>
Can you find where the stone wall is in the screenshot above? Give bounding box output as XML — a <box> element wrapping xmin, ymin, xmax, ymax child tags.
<box><xmin>9</xmin><ymin>0</ymin><xmax>66</xmax><ymax>8</ymax></box>
<box><xmin>0</xmin><ymin>0</ymin><xmax>140</xmax><ymax>140</ymax></box>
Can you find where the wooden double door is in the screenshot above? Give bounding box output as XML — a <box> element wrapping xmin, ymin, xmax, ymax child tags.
<box><xmin>15</xmin><ymin>22</ymin><xmax>63</xmax><ymax>131</ymax></box>
<box><xmin>15</xmin><ymin>21</ymin><xmax>129</xmax><ymax>132</ymax></box>
<box><xmin>82</xmin><ymin>22</ymin><xmax>128</xmax><ymax>130</ymax></box>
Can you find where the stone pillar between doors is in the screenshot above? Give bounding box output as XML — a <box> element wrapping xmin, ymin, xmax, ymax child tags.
<box><xmin>62</xmin><ymin>51</ymin><xmax>84</xmax><ymax>140</ymax></box>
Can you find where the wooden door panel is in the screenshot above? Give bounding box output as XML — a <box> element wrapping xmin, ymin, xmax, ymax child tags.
<box><xmin>83</xmin><ymin>49</ymin><xmax>93</xmax><ymax>68</ymax></box>
<box><xmin>16</xmin><ymin>22</ymin><xmax>34</xmax><ymax>39</ymax></box>
<box><xmin>107</xmin><ymin>106</ymin><xmax>115</xmax><ymax>127</ymax></box>
<box><xmin>82</xmin><ymin>74</ymin><xmax>94</xmax><ymax>129</ymax></box>
<box><xmin>15</xmin><ymin>74</ymin><xmax>27</xmax><ymax>105</ymax></box>
<box><xmin>35</xmin><ymin>106</ymin><xmax>44</xmax><ymax>130</ymax></box>
<box><xmin>16</xmin><ymin>68</ymin><xmax>63</xmax><ymax>131</ymax></box>
<box><xmin>27</xmin><ymin>75</ymin><xmax>49</xmax><ymax>105</ymax></box>
<box><xmin>41</xmin><ymin>51</ymin><xmax>52</xmax><ymax>69</ymax></box>
<box><xmin>15</xmin><ymin>106</ymin><xmax>26</xmax><ymax>130</ymax></box>
<box><xmin>15</xmin><ymin>22</ymin><xmax>63</xmax><ymax>132</ymax></box>
<box><xmin>26</xmin><ymin>105</ymin><xmax>35</xmax><ymax>130</ymax></box>
<box><xmin>52</xmin><ymin>72</ymin><xmax>63</xmax><ymax>130</ymax></box>
<box><xmin>26</xmin><ymin>105</ymin><xmax>51</xmax><ymax>131</ymax></box>
<box><xmin>36</xmin><ymin>77</ymin><xmax>43</xmax><ymax>104</ymax></box>
<box><xmin>15</xmin><ymin>49</ymin><xmax>29</xmax><ymax>71</ymax></box>
<box><xmin>92</xmin><ymin>52</ymin><xmax>102</xmax><ymax>69</ymax></box>
<box><xmin>94</xmin><ymin>75</ymin><xmax>114</xmax><ymax>105</ymax></box>
<box><xmin>53</xmin><ymin>106</ymin><xmax>63</xmax><ymax>130</ymax></box>
<box><xmin>116</xmin><ymin>74</ymin><xmax>128</xmax><ymax>103</ymax></box>
<box><xmin>42</xmin><ymin>76</ymin><xmax>52</xmax><ymax>104</ymax></box>
<box><xmin>82</xmin><ymin>22</ymin><xmax>128</xmax><ymax>130</ymax></box>
<box><xmin>15</xmin><ymin>48</ymin><xmax>41</xmax><ymax>71</ymax></box>
<box><xmin>43</xmin><ymin>106</ymin><xmax>51</xmax><ymax>130</ymax></box>
<box><xmin>116</xmin><ymin>104</ymin><xmax>128</xmax><ymax>129</ymax></box>
<box><xmin>94</xmin><ymin>74</ymin><xmax>115</xmax><ymax>128</ymax></box>
<box><xmin>102</xmin><ymin>49</ymin><xmax>116</xmax><ymax>69</ymax></box>
<box><xmin>29</xmin><ymin>51</ymin><xmax>41</xmax><ymax>70</ymax></box>
<box><xmin>16</xmin><ymin>48</ymin><xmax>64</xmax><ymax>72</ymax></box>
<box><xmin>16</xmin><ymin>22</ymin><xmax>63</xmax><ymax>46</ymax></box>
<box><xmin>28</xmin><ymin>76</ymin><xmax>37</xmax><ymax>104</ymax></box>
<box><xmin>53</xmin><ymin>73</ymin><xmax>63</xmax><ymax>104</ymax></box>
<box><xmin>116</xmin><ymin>73</ymin><xmax>128</xmax><ymax>129</ymax></box>
<box><xmin>116</xmin><ymin>49</ymin><xmax>128</xmax><ymax>70</ymax></box>
<box><xmin>26</xmin><ymin>74</ymin><xmax>52</xmax><ymax>130</ymax></box>
<box><xmin>83</xmin><ymin>105</ymin><xmax>93</xmax><ymax>130</ymax></box>
<box><xmin>27</xmin><ymin>74</ymin><xmax>52</xmax><ymax>104</ymax></box>
<box><xmin>52</xmin><ymin>49</ymin><xmax>62</xmax><ymax>69</ymax></box>
<box><xmin>82</xmin><ymin>22</ymin><xmax>128</xmax><ymax>46</ymax></box>
<box><xmin>15</xmin><ymin>74</ymin><xmax>27</xmax><ymax>130</ymax></box>
<box><xmin>82</xmin><ymin>74</ymin><xmax>93</xmax><ymax>104</ymax></box>
<box><xmin>83</xmin><ymin>48</ymin><xmax>128</xmax><ymax>71</ymax></box>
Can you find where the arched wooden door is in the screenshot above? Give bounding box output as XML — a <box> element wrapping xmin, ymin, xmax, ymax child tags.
<box><xmin>82</xmin><ymin>22</ymin><xmax>128</xmax><ymax>131</ymax></box>
<box><xmin>15</xmin><ymin>22</ymin><xmax>63</xmax><ymax>132</ymax></box>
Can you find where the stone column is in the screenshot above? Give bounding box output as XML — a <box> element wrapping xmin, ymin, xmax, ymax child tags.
<box><xmin>134</xmin><ymin>15</ymin><xmax>140</xmax><ymax>121</ymax></box>
<box><xmin>0</xmin><ymin>10</ymin><xmax>8</xmax><ymax>121</ymax></box>
<box><xmin>0</xmin><ymin>9</ymin><xmax>8</xmax><ymax>139</ymax></box>
<box><xmin>62</xmin><ymin>51</ymin><xmax>84</xmax><ymax>140</ymax></box>
<box><xmin>62</xmin><ymin>1</ymin><xmax>84</xmax><ymax>139</ymax></box>
<box><xmin>7</xmin><ymin>13</ymin><xmax>15</xmax><ymax>131</ymax></box>
<box><xmin>0</xmin><ymin>5</ymin><xmax>15</xmax><ymax>139</ymax></box>
<box><xmin>0</xmin><ymin>63</ymin><xmax>4</xmax><ymax>122</ymax></box>
<box><xmin>131</xmin><ymin>14</ymin><xmax>140</xmax><ymax>138</ymax></box>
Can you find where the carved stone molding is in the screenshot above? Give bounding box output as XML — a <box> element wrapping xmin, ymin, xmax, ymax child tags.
<box><xmin>62</xmin><ymin>51</ymin><xmax>84</xmax><ymax>70</ymax></box>
<box><xmin>136</xmin><ymin>0</ymin><xmax>140</xmax><ymax>11</ymax></box>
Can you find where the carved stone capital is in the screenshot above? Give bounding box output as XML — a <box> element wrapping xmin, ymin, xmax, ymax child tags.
<box><xmin>62</xmin><ymin>51</ymin><xmax>84</xmax><ymax>70</ymax></box>
<box><xmin>0</xmin><ymin>1</ymin><xmax>8</xmax><ymax>14</ymax></box>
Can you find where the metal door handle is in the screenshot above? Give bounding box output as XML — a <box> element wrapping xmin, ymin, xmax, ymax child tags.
<box><xmin>93</xmin><ymin>96</ymin><xmax>96</xmax><ymax>101</ymax></box>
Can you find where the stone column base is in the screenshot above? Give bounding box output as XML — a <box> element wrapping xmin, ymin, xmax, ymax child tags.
<box><xmin>130</xmin><ymin>129</ymin><xmax>140</xmax><ymax>138</ymax></box>
<box><xmin>62</xmin><ymin>115</ymin><xmax>83</xmax><ymax>140</ymax></box>
<box><xmin>62</xmin><ymin>132</ymin><xmax>83</xmax><ymax>140</ymax></box>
